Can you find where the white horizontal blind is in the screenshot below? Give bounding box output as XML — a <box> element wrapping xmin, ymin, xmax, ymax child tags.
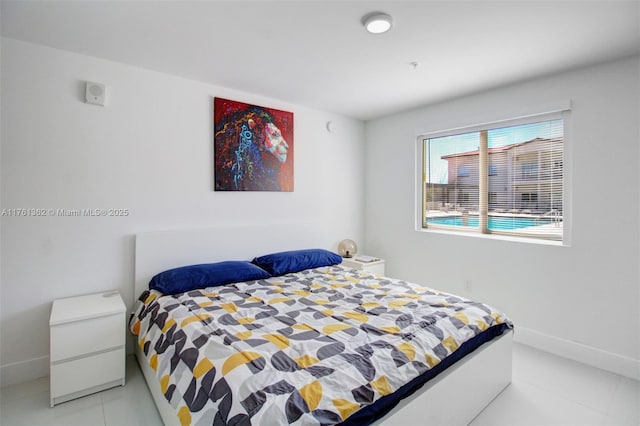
<box><xmin>487</xmin><ymin>119</ymin><xmax>563</xmax><ymax>239</ymax></box>
<box><xmin>423</xmin><ymin>115</ymin><xmax>564</xmax><ymax>241</ymax></box>
<box><xmin>424</xmin><ymin>132</ymin><xmax>480</xmax><ymax>230</ymax></box>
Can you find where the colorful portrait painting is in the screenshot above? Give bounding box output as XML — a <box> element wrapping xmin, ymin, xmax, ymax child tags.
<box><xmin>214</xmin><ymin>98</ymin><xmax>294</xmax><ymax>191</ymax></box>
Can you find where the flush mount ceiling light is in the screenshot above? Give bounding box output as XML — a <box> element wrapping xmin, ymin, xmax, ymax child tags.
<box><xmin>362</xmin><ymin>12</ymin><xmax>393</xmax><ymax>34</ymax></box>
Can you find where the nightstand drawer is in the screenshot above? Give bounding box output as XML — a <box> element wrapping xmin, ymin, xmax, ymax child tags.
<box><xmin>50</xmin><ymin>347</ymin><xmax>125</xmax><ymax>401</ymax></box>
<box><xmin>362</xmin><ymin>262</ymin><xmax>385</xmax><ymax>275</ymax></box>
<box><xmin>50</xmin><ymin>313</ymin><xmax>124</xmax><ymax>362</ymax></box>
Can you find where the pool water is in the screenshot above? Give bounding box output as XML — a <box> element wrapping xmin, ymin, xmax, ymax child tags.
<box><xmin>426</xmin><ymin>215</ymin><xmax>555</xmax><ymax>230</ymax></box>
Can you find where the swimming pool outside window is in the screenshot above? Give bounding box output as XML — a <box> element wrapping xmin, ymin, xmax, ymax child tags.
<box><xmin>420</xmin><ymin>112</ymin><xmax>567</xmax><ymax>242</ymax></box>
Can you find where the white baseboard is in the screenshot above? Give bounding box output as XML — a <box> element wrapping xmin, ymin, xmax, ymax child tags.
<box><xmin>514</xmin><ymin>326</ymin><xmax>640</xmax><ymax>381</ymax></box>
<box><xmin>0</xmin><ymin>355</ymin><xmax>49</xmax><ymax>388</ymax></box>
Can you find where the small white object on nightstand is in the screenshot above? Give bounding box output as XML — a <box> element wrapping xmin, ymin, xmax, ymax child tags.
<box><xmin>341</xmin><ymin>255</ymin><xmax>385</xmax><ymax>275</ymax></box>
<box><xmin>49</xmin><ymin>291</ymin><xmax>126</xmax><ymax>407</ymax></box>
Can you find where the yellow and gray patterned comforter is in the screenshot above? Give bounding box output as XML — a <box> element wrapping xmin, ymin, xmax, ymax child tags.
<box><xmin>130</xmin><ymin>265</ymin><xmax>512</xmax><ymax>426</ymax></box>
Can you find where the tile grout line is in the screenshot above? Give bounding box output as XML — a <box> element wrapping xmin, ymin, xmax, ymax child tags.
<box><xmin>100</xmin><ymin>391</ymin><xmax>108</xmax><ymax>426</ymax></box>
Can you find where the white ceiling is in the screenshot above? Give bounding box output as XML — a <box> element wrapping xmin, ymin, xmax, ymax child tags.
<box><xmin>2</xmin><ymin>1</ymin><xmax>639</xmax><ymax>120</ymax></box>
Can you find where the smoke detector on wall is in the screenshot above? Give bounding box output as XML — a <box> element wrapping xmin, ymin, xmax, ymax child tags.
<box><xmin>85</xmin><ymin>81</ymin><xmax>106</xmax><ymax>106</ymax></box>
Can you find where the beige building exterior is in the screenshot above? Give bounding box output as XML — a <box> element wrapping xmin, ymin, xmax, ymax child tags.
<box><xmin>433</xmin><ymin>137</ymin><xmax>563</xmax><ymax>214</ymax></box>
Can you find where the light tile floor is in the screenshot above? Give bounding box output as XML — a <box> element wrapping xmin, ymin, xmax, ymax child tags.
<box><xmin>469</xmin><ymin>344</ymin><xmax>639</xmax><ymax>426</ymax></box>
<box><xmin>0</xmin><ymin>343</ymin><xmax>638</xmax><ymax>425</ymax></box>
<box><xmin>0</xmin><ymin>356</ymin><xmax>162</xmax><ymax>426</ymax></box>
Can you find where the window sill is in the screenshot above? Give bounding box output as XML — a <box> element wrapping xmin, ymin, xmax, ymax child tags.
<box><xmin>416</xmin><ymin>227</ymin><xmax>567</xmax><ymax>247</ymax></box>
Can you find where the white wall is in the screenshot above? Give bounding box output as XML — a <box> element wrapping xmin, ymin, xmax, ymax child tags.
<box><xmin>365</xmin><ymin>56</ymin><xmax>640</xmax><ymax>379</ymax></box>
<box><xmin>0</xmin><ymin>38</ymin><xmax>365</xmax><ymax>386</ymax></box>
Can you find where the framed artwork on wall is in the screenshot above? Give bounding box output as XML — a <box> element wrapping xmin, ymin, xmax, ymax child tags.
<box><xmin>214</xmin><ymin>97</ymin><xmax>294</xmax><ymax>191</ymax></box>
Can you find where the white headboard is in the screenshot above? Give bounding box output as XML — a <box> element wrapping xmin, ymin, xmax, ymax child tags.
<box><xmin>134</xmin><ymin>223</ymin><xmax>325</xmax><ymax>303</ymax></box>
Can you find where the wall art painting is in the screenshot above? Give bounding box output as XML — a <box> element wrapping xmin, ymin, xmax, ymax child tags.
<box><xmin>214</xmin><ymin>98</ymin><xmax>293</xmax><ymax>191</ymax></box>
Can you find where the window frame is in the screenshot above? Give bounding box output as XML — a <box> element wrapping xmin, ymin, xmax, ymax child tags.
<box><xmin>415</xmin><ymin>105</ymin><xmax>572</xmax><ymax>246</ymax></box>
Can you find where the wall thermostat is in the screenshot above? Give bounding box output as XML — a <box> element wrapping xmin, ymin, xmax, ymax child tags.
<box><xmin>85</xmin><ymin>81</ymin><xmax>106</xmax><ymax>106</ymax></box>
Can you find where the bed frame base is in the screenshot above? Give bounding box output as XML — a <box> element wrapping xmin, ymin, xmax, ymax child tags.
<box><xmin>375</xmin><ymin>330</ymin><xmax>512</xmax><ymax>426</ymax></box>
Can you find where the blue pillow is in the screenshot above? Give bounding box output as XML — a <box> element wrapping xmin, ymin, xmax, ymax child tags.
<box><xmin>149</xmin><ymin>261</ymin><xmax>271</xmax><ymax>295</ymax></box>
<box><xmin>252</xmin><ymin>248</ymin><xmax>342</xmax><ymax>276</ymax></box>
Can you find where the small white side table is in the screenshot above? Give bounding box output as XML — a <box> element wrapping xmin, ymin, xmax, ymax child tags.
<box><xmin>49</xmin><ymin>291</ymin><xmax>126</xmax><ymax>407</ymax></box>
<box><xmin>341</xmin><ymin>256</ymin><xmax>386</xmax><ymax>275</ymax></box>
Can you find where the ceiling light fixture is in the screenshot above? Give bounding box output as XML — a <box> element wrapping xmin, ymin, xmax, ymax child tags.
<box><xmin>362</xmin><ymin>12</ymin><xmax>393</xmax><ymax>34</ymax></box>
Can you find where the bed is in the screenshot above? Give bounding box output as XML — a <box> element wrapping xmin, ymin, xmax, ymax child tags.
<box><xmin>132</xmin><ymin>224</ymin><xmax>513</xmax><ymax>425</ymax></box>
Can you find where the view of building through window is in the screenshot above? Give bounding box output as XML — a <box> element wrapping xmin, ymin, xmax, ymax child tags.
<box><xmin>423</xmin><ymin>118</ymin><xmax>564</xmax><ymax>241</ymax></box>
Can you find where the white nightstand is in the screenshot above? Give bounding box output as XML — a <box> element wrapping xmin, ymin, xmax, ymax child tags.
<box><xmin>49</xmin><ymin>291</ymin><xmax>126</xmax><ymax>407</ymax></box>
<box><xmin>341</xmin><ymin>256</ymin><xmax>386</xmax><ymax>275</ymax></box>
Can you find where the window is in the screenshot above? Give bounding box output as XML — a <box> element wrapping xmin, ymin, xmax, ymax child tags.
<box><xmin>489</xmin><ymin>192</ymin><xmax>498</xmax><ymax>204</ymax></box>
<box><xmin>521</xmin><ymin>162</ymin><xmax>538</xmax><ymax>180</ymax></box>
<box><xmin>421</xmin><ymin>113</ymin><xmax>565</xmax><ymax>242</ymax></box>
